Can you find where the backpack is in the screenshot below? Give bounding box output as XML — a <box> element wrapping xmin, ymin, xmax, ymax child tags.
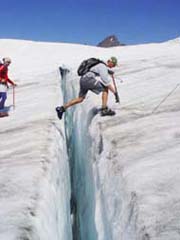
<box><xmin>77</xmin><ymin>58</ymin><xmax>106</xmax><ymax>76</ymax></box>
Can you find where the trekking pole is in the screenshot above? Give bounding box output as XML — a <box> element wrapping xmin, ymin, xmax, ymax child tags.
<box><xmin>112</xmin><ymin>74</ymin><xmax>120</xmax><ymax>103</ymax></box>
<box><xmin>13</xmin><ymin>86</ymin><xmax>15</xmax><ymax>110</ymax></box>
<box><xmin>152</xmin><ymin>83</ymin><xmax>180</xmax><ymax>114</ymax></box>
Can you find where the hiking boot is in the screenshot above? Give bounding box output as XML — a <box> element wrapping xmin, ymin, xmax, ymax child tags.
<box><xmin>56</xmin><ymin>106</ymin><xmax>65</xmax><ymax>119</ymax></box>
<box><xmin>101</xmin><ymin>107</ymin><xmax>115</xmax><ymax>117</ymax></box>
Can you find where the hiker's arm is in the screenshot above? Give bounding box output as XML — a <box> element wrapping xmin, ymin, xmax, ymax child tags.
<box><xmin>7</xmin><ymin>78</ymin><xmax>16</xmax><ymax>86</ymax></box>
<box><xmin>99</xmin><ymin>66</ymin><xmax>116</xmax><ymax>93</ymax></box>
<box><xmin>3</xmin><ymin>68</ymin><xmax>16</xmax><ymax>86</ymax></box>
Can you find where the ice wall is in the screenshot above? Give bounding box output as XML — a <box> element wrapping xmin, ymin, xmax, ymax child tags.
<box><xmin>0</xmin><ymin>70</ymin><xmax>72</xmax><ymax>240</ymax></box>
<box><xmin>89</xmin><ymin>54</ymin><xmax>180</xmax><ymax>239</ymax></box>
<box><xmin>60</xmin><ymin>40</ymin><xmax>180</xmax><ymax>240</ymax></box>
<box><xmin>60</xmin><ymin>67</ymin><xmax>100</xmax><ymax>240</ymax></box>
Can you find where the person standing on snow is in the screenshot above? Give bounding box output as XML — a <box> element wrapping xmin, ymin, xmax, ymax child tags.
<box><xmin>0</xmin><ymin>57</ymin><xmax>17</xmax><ymax>110</ymax></box>
<box><xmin>56</xmin><ymin>56</ymin><xmax>119</xmax><ymax>119</ymax></box>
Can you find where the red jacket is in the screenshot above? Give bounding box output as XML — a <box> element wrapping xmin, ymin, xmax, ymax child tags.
<box><xmin>0</xmin><ymin>64</ymin><xmax>15</xmax><ymax>86</ymax></box>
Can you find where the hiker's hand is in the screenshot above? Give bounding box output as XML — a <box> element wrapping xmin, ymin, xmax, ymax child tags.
<box><xmin>1</xmin><ymin>79</ymin><xmax>6</xmax><ymax>83</ymax></box>
<box><xmin>114</xmin><ymin>92</ymin><xmax>120</xmax><ymax>103</ymax></box>
<box><xmin>13</xmin><ymin>84</ymin><xmax>17</xmax><ymax>87</ymax></box>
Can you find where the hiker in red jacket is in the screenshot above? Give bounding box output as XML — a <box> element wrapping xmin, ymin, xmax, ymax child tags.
<box><xmin>0</xmin><ymin>57</ymin><xmax>17</xmax><ymax>110</ymax></box>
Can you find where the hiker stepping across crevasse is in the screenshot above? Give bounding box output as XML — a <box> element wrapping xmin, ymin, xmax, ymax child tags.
<box><xmin>56</xmin><ymin>56</ymin><xmax>120</xmax><ymax>120</ymax></box>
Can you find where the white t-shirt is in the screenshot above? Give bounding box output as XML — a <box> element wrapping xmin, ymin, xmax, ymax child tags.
<box><xmin>84</xmin><ymin>63</ymin><xmax>112</xmax><ymax>86</ymax></box>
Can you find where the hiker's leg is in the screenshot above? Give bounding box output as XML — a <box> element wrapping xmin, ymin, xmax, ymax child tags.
<box><xmin>101</xmin><ymin>87</ymin><xmax>116</xmax><ymax>116</ymax></box>
<box><xmin>102</xmin><ymin>87</ymin><xmax>108</xmax><ymax>109</ymax></box>
<box><xmin>64</xmin><ymin>96</ymin><xmax>85</xmax><ymax>109</ymax></box>
<box><xmin>0</xmin><ymin>92</ymin><xmax>7</xmax><ymax>109</ymax></box>
<box><xmin>56</xmin><ymin>96</ymin><xmax>86</xmax><ymax>120</ymax></box>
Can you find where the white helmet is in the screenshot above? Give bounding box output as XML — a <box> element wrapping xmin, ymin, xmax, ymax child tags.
<box><xmin>3</xmin><ymin>57</ymin><xmax>12</xmax><ymax>64</ymax></box>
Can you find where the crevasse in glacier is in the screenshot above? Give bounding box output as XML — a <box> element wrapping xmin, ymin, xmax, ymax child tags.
<box><xmin>60</xmin><ymin>67</ymin><xmax>99</xmax><ymax>240</ymax></box>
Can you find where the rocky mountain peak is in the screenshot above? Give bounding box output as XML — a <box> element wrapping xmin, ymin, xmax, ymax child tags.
<box><xmin>97</xmin><ymin>35</ymin><xmax>125</xmax><ymax>47</ymax></box>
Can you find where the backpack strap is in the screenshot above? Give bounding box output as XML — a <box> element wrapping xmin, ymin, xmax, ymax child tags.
<box><xmin>89</xmin><ymin>61</ymin><xmax>110</xmax><ymax>76</ymax></box>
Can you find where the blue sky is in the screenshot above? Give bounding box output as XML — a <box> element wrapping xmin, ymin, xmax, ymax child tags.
<box><xmin>1</xmin><ymin>0</ymin><xmax>180</xmax><ymax>45</ymax></box>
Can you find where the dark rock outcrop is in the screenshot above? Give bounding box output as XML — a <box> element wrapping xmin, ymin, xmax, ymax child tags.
<box><xmin>97</xmin><ymin>35</ymin><xmax>125</xmax><ymax>48</ymax></box>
